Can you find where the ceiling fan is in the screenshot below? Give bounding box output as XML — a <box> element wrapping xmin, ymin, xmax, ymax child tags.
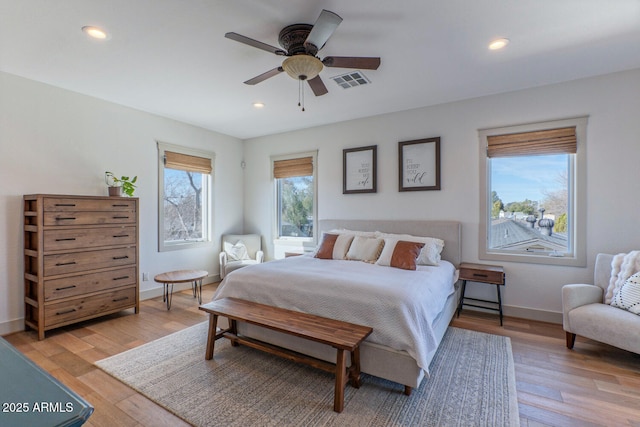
<box><xmin>225</xmin><ymin>9</ymin><xmax>381</xmax><ymax>100</ymax></box>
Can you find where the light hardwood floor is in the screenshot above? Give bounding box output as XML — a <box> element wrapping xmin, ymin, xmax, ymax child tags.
<box><xmin>4</xmin><ymin>284</ymin><xmax>640</xmax><ymax>426</ymax></box>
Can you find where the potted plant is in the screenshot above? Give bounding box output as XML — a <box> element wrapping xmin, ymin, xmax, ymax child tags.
<box><xmin>105</xmin><ymin>171</ymin><xmax>137</xmax><ymax>197</ymax></box>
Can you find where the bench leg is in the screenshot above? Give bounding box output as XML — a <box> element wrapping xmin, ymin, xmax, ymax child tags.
<box><xmin>230</xmin><ymin>319</ymin><xmax>239</xmax><ymax>347</ymax></box>
<box><xmin>205</xmin><ymin>314</ymin><xmax>218</xmax><ymax>360</ymax></box>
<box><xmin>349</xmin><ymin>346</ymin><xmax>362</xmax><ymax>388</ymax></box>
<box><xmin>334</xmin><ymin>349</ymin><xmax>347</xmax><ymax>413</ymax></box>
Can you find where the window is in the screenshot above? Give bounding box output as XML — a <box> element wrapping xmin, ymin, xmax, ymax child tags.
<box><xmin>479</xmin><ymin>117</ymin><xmax>587</xmax><ymax>266</ymax></box>
<box><xmin>272</xmin><ymin>152</ymin><xmax>317</xmax><ymax>241</ymax></box>
<box><xmin>158</xmin><ymin>142</ymin><xmax>214</xmax><ymax>251</ymax></box>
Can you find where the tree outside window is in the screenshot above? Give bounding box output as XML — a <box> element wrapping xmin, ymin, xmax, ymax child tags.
<box><xmin>158</xmin><ymin>142</ymin><xmax>213</xmax><ymax>251</ymax></box>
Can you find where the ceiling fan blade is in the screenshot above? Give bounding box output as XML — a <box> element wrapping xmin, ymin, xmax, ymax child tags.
<box><xmin>244</xmin><ymin>67</ymin><xmax>284</xmax><ymax>85</ymax></box>
<box><xmin>323</xmin><ymin>56</ymin><xmax>381</xmax><ymax>70</ymax></box>
<box><xmin>304</xmin><ymin>10</ymin><xmax>343</xmax><ymax>50</ymax></box>
<box><xmin>307</xmin><ymin>75</ymin><xmax>328</xmax><ymax>96</ymax></box>
<box><xmin>225</xmin><ymin>32</ymin><xmax>286</xmax><ymax>56</ymax></box>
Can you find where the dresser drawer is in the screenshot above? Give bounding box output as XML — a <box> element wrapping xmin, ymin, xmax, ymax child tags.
<box><xmin>44</xmin><ymin>247</ymin><xmax>136</xmax><ymax>276</ymax></box>
<box><xmin>44</xmin><ymin>198</ymin><xmax>136</xmax><ymax>212</ymax></box>
<box><xmin>44</xmin><ymin>266</ymin><xmax>137</xmax><ymax>301</ymax></box>
<box><xmin>44</xmin><ymin>226</ymin><xmax>136</xmax><ymax>251</ymax></box>
<box><xmin>459</xmin><ymin>266</ymin><xmax>504</xmax><ymax>284</ymax></box>
<box><xmin>44</xmin><ymin>287</ymin><xmax>136</xmax><ymax>327</ymax></box>
<box><xmin>44</xmin><ymin>211</ymin><xmax>136</xmax><ymax>226</ymax></box>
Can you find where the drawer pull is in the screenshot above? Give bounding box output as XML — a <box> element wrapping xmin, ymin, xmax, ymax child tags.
<box><xmin>112</xmin><ymin>204</ymin><xmax>130</xmax><ymax>207</ymax></box>
<box><xmin>56</xmin><ymin>217</ymin><xmax>76</xmax><ymax>221</ymax></box>
<box><xmin>55</xmin><ymin>203</ymin><xmax>76</xmax><ymax>207</ymax></box>
<box><xmin>113</xmin><ymin>276</ymin><xmax>130</xmax><ymax>280</ymax></box>
<box><xmin>472</xmin><ymin>273</ymin><xmax>489</xmax><ymax>278</ymax></box>
<box><xmin>55</xmin><ymin>285</ymin><xmax>77</xmax><ymax>291</ymax></box>
<box><xmin>56</xmin><ymin>308</ymin><xmax>77</xmax><ymax>315</ymax></box>
<box><xmin>112</xmin><ymin>297</ymin><xmax>129</xmax><ymax>302</ymax></box>
<box><xmin>112</xmin><ymin>256</ymin><xmax>129</xmax><ymax>260</ymax></box>
<box><xmin>55</xmin><ymin>237</ymin><xmax>77</xmax><ymax>241</ymax></box>
<box><xmin>112</xmin><ymin>216</ymin><xmax>130</xmax><ymax>219</ymax></box>
<box><xmin>113</xmin><ymin>235</ymin><xmax>129</xmax><ymax>238</ymax></box>
<box><xmin>55</xmin><ymin>261</ymin><xmax>77</xmax><ymax>266</ymax></box>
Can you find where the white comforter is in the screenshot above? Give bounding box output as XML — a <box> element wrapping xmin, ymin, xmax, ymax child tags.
<box><xmin>213</xmin><ymin>255</ymin><xmax>457</xmax><ymax>370</ymax></box>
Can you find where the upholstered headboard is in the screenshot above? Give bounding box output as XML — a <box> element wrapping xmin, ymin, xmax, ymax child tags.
<box><xmin>318</xmin><ymin>219</ymin><xmax>462</xmax><ymax>267</ymax></box>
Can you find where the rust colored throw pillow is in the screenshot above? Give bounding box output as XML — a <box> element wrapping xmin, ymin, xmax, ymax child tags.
<box><xmin>315</xmin><ymin>233</ymin><xmax>339</xmax><ymax>259</ymax></box>
<box><xmin>390</xmin><ymin>241</ymin><xmax>425</xmax><ymax>270</ymax></box>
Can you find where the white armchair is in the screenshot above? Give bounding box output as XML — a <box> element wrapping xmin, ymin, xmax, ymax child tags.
<box><xmin>219</xmin><ymin>234</ymin><xmax>264</xmax><ymax>280</ymax></box>
<box><xmin>562</xmin><ymin>253</ymin><xmax>640</xmax><ymax>354</ymax></box>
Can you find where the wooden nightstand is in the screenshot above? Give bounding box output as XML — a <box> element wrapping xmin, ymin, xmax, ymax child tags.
<box><xmin>456</xmin><ymin>262</ymin><xmax>506</xmax><ymax>325</ymax></box>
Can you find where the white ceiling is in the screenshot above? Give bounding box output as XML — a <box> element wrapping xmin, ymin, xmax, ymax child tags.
<box><xmin>1</xmin><ymin>0</ymin><xmax>640</xmax><ymax>139</ymax></box>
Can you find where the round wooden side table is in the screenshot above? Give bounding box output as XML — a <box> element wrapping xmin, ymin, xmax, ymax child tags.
<box><xmin>154</xmin><ymin>270</ymin><xmax>208</xmax><ymax>310</ymax></box>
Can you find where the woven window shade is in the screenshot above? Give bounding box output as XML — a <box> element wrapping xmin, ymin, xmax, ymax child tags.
<box><xmin>273</xmin><ymin>156</ymin><xmax>313</xmax><ymax>179</ymax></box>
<box><xmin>164</xmin><ymin>151</ymin><xmax>212</xmax><ymax>174</ymax></box>
<box><xmin>487</xmin><ymin>126</ymin><xmax>577</xmax><ymax>158</ymax></box>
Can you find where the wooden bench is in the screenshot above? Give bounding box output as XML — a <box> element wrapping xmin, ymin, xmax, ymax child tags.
<box><xmin>199</xmin><ymin>297</ymin><xmax>373</xmax><ymax>413</ymax></box>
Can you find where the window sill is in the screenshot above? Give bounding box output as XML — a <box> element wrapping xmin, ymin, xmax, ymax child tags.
<box><xmin>479</xmin><ymin>250</ymin><xmax>586</xmax><ymax>267</ymax></box>
<box><xmin>273</xmin><ymin>238</ymin><xmax>315</xmax><ymax>259</ymax></box>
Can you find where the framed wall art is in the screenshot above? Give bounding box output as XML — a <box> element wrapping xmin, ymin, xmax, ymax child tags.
<box><xmin>399</xmin><ymin>137</ymin><xmax>441</xmax><ymax>191</ymax></box>
<box><xmin>343</xmin><ymin>145</ymin><xmax>377</xmax><ymax>194</ymax></box>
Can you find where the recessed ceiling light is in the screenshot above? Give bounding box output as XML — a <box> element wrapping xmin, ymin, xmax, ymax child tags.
<box><xmin>82</xmin><ymin>26</ymin><xmax>109</xmax><ymax>40</ymax></box>
<box><xmin>252</xmin><ymin>102</ymin><xmax>265</xmax><ymax>109</ymax></box>
<box><xmin>489</xmin><ymin>38</ymin><xmax>510</xmax><ymax>50</ymax></box>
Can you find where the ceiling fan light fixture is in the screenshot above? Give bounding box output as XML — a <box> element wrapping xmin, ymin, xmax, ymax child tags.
<box><xmin>489</xmin><ymin>38</ymin><xmax>510</xmax><ymax>50</ymax></box>
<box><xmin>82</xmin><ymin>26</ymin><xmax>109</xmax><ymax>40</ymax></box>
<box><xmin>282</xmin><ymin>55</ymin><xmax>323</xmax><ymax>81</ymax></box>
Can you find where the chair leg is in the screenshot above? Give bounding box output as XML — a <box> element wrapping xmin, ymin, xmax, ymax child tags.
<box><xmin>566</xmin><ymin>331</ymin><xmax>576</xmax><ymax>349</ymax></box>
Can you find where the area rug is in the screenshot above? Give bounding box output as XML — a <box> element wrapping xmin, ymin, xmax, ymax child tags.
<box><xmin>96</xmin><ymin>323</ymin><xmax>519</xmax><ymax>426</ymax></box>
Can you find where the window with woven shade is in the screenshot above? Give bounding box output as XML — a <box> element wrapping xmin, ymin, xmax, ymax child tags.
<box><xmin>272</xmin><ymin>152</ymin><xmax>317</xmax><ymax>242</ymax></box>
<box><xmin>478</xmin><ymin>117</ymin><xmax>587</xmax><ymax>266</ymax></box>
<box><xmin>158</xmin><ymin>142</ymin><xmax>215</xmax><ymax>251</ymax></box>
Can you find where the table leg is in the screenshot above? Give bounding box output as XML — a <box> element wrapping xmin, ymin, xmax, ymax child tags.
<box><xmin>165</xmin><ymin>283</ymin><xmax>174</xmax><ymax>310</ymax></box>
<box><xmin>334</xmin><ymin>349</ymin><xmax>347</xmax><ymax>413</ymax></box>
<box><xmin>496</xmin><ymin>284</ymin><xmax>503</xmax><ymax>326</ymax></box>
<box><xmin>457</xmin><ymin>280</ymin><xmax>467</xmax><ymax>317</ymax></box>
<box><xmin>205</xmin><ymin>314</ymin><xmax>218</xmax><ymax>360</ymax></box>
<box><xmin>192</xmin><ymin>279</ymin><xmax>202</xmax><ymax>304</ymax></box>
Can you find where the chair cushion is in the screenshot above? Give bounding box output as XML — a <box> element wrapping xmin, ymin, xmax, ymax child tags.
<box><xmin>568</xmin><ymin>303</ymin><xmax>640</xmax><ymax>354</ymax></box>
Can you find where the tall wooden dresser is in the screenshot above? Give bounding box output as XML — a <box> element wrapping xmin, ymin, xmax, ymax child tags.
<box><xmin>23</xmin><ymin>194</ymin><xmax>139</xmax><ymax>340</ymax></box>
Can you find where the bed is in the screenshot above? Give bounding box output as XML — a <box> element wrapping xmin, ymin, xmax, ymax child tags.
<box><xmin>212</xmin><ymin>219</ymin><xmax>461</xmax><ymax>392</ymax></box>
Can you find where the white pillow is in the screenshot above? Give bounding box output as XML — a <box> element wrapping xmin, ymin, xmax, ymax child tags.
<box><xmin>332</xmin><ymin>234</ymin><xmax>355</xmax><ymax>259</ymax></box>
<box><xmin>375</xmin><ymin>232</ymin><xmax>444</xmax><ymax>266</ymax></box>
<box><xmin>346</xmin><ymin>236</ymin><xmax>384</xmax><ymax>263</ymax></box>
<box><xmin>611</xmin><ymin>272</ymin><xmax>640</xmax><ymax>315</ymax></box>
<box><xmin>224</xmin><ymin>240</ymin><xmax>250</xmax><ymax>261</ymax></box>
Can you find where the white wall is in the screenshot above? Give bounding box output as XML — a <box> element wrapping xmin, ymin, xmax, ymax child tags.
<box><xmin>243</xmin><ymin>68</ymin><xmax>640</xmax><ymax>323</ymax></box>
<box><xmin>0</xmin><ymin>71</ymin><xmax>244</xmax><ymax>334</ymax></box>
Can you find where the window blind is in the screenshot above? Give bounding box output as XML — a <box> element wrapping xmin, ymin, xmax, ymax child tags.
<box><xmin>273</xmin><ymin>156</ymin><xmax>313</xmax><ymax>179</ymax></box>
<box><xmin>487</xmin><ymin>126</ymin><xmax>577</xmax><ymax>158</ymax></box>
<box><xmin>164</xmin><ymin>151</ymin><xmax>212</xmax><ymax>174</ymax></box>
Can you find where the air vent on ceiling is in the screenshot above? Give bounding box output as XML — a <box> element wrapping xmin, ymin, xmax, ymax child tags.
<box><xmin>330</xmin><ymin>71</ymin><xmax>370</xmax><ymax>89</ymax></box>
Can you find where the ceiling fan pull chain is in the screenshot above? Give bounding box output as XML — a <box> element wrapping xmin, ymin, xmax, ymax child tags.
<box><xmin>298</xmin><ymin>79</ymin><xmax>305</xmax><ymax>112</ymax></box>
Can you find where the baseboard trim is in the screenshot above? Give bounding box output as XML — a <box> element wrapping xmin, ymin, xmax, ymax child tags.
<box><xmin>0</xmin><ymin>318</ymin><xmax>26</xmax><ymax>337</ymax></box>
<box><xmin>462</xmin><ymin>304</ymin><xmax>562</xmax><ymax>324</ymax></box>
